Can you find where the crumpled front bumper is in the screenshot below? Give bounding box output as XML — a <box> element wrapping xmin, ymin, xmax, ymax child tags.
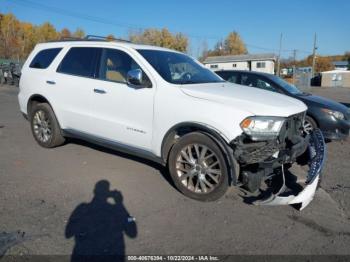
<box><xmin>254</xmin><ymin>129</ymin><xmax>326</xmax><ymax>210</ymax></box>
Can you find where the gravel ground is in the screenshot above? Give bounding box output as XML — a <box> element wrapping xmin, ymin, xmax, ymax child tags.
<box><xmin>0</xmin><ymin>84</ymin><xmax>350</xmax><ymax>258</ymax></box>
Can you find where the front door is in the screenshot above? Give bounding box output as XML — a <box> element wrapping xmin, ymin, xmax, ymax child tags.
<box><xmin>90</xmin><ymin>48</ymin><xmax>155</xmax><ymax>150</ymax></box>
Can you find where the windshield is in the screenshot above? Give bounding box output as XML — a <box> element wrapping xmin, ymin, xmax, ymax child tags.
<box><xmin>269</xmin><ymin>75</ymin><xmax>303</xmax><ymax>95</ymax></box>
<box><xmin>137</xmin><ymin>49</ymin><xmax>224</xmax><ymax>85</ymax></box>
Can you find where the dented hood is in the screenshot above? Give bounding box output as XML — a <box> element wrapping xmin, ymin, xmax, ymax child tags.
<box><xmin>180</xmin><ymin>82</ymin><xmax>307</xmax><ymax>117</ymax></box>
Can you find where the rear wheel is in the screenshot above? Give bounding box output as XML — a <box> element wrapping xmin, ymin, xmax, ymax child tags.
<box><xmin>303</xmin><ymin>115</ymin><xmax>317</xmax><ymax>134</ymax></box>
<box><xmin>30</xmin><ymin>103</ymin><xmax>65</xmax><ymax>148</ymax></box>
<box><xmin>168</xmin><ymin>132</ymin><xmax>229</xmax><ymax>201</ymax></box>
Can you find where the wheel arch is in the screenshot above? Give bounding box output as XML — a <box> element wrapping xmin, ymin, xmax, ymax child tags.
<box><xmin>27</xmin><ymin>94</ymin><xmax>51</xmax><ymax>117</ymax></box>
<box><xmin>161</xmin><ymin>122</ymin><xmax>239</xmax><ymax>185</ymax></box>
<box><xmin>27</xmin><ymin>94</ymin><xmax>62</xmax><ymax>128</ymax></box>
<box><xmin>305</xmin><ymin>113</ymin><xmax>319</xmax><ymax>127</ymax></box>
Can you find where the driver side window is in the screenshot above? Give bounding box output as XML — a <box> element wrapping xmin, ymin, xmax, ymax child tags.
<box><xmin>99</xmin><ymin>48</ymin><xmax>151</xmax><ymax>86</ymax></box>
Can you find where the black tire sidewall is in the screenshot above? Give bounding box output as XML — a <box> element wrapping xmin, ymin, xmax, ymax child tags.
<box><xmin>168</xmin><ymin>132</ymin><xmax>229</xmax><ymax>201</ymax></box>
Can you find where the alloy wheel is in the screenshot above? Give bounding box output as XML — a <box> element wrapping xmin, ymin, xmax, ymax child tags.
<box><xmin>33</xmin><ymin>110</ymin><xmax>52</xmax><ymax>143</ymax></box>
<box><xmin>303</xmin><ymin>119</ymin><xmax>314</xmax><ymax>134</ymax></box>
<box><xmin>175</xmin><ymin>143</ymin><xmax>222</xmax><ymax>194</ymax></box>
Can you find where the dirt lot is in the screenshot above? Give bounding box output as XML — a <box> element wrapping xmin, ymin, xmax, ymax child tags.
<box><xmin>0</xmin><ymin>84</ymin><xmax>350</xmax><ymax>258</ymax></box>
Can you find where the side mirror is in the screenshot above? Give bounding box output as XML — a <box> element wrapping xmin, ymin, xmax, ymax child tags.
<box><xmin>127</xmin><ymin>69</ymin><xmax>142</xmax><ymax>86</ymax></box>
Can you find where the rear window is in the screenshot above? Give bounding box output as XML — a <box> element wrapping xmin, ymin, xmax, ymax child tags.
<box><xmin>29</xmin><ymin>48</ymin><xmax>62</xmax><ymax>69</ymax></box>
<box><xmin>57</xmin><ymin>47</ymin><xmax>101</xmax><ymax>78</ymax></box>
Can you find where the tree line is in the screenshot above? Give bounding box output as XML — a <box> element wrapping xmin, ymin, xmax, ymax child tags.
<box><xmin>1</xmin><ymin>12</ymin><xmax>349</xmax><ymax>73</ymax></box>
<box><xmin>0</xmin><ymin>12</ymin><xmax>191</xmax><ymax>60</ymax></box>
<box><xmin>280</xmin><ymin>52</ymin><xmax>350</xmax><ymax>73</ymax></box>
<box><xmin>0</xmin><ymin>13</ymin><xmax>86</xmax><ymax>60</ymax></box>
<box><xmin>0</xmin><ymin>12</ymin><xmax>250</xmax><ymax>61</ymax></box>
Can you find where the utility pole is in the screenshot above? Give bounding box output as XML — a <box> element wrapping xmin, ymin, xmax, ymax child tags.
<box><xmin>292</xmin><ymin>49</ymin><xmax>297</xmax><ymax>84</ymax></box>
<box><xmin>276</xmin><ymin>33</ymin><xmax>283</xmax><ymax>76</ymax></box>
<box><xmin>311</xmin><ymin>33</ymin><xmax>317</xmax><ymax>77</ymax></box>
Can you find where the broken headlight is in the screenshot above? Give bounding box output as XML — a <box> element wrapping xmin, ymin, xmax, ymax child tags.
<box><xmin>240</xmin><ymin>116</ymin><xmax>285</xmax><ymax>141</ymax></box>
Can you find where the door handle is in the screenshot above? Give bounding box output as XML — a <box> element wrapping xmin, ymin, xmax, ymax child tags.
<box><xmin>93</xmin><ymin>88</ymin><xmax>106</xmax><ymax>94</ymax></box>
<box><xmin>46</xmin><ymin>80</ymin><xmax>56</xmax><ymax>85</ymax></box>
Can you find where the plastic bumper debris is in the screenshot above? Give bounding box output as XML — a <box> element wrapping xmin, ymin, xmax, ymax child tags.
<box><xmin>254</xmin><ymin>129</ymin><xmax>326</xmax><ymax>210</ymax></box>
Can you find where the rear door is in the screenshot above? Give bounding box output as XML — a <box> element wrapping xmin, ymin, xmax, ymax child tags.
<box><xmin>53</xmin><ymin>46</ymin><xmax>102</xmax><ymax>133</ymax></box>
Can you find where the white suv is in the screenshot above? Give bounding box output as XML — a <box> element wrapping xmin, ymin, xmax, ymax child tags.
<box><xmin>18</xmin><ymin>37</ymin><xmax>325</xmax><ymax>209</ymax></box>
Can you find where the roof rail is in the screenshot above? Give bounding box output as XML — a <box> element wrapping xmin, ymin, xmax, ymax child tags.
<box><xmin>84</xmin><ymin>35</ymin><xmax>131</xmax><ymax>43</ymax></box>
<box><xmin>46</xmin><ymin>36</ymin><xmax>84</xmax><ymax>43</ymax></box>
<box><xmin>46</xmin><ymin>35</ymin><xmax>132</xmax><ymax>44</ymax></box>
<box><xmin>59</xmin><ymin>36</ymin><xmax>84</xmax><ymax>41</ymax></box>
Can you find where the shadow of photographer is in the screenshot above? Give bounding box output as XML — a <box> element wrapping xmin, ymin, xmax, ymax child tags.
<box><xmin>65</xmin><ymin>180</ymin><xmax>137</xmax><ymax>261</ymax></box>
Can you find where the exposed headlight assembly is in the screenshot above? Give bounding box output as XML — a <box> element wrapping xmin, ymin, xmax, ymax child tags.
<box><xmin>321</xmin><ymin>108</ymin><xmax>344</xmax><ymax>120</ymax></box>
<box><xmin>240</xmin><ymin>116</ymin><xmax>285</xmax><ymax>141</ymax></box>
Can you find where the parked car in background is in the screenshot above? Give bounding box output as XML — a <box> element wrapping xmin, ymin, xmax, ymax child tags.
<box><xmin>17</xmin><ymin>36</ymin><xmax>325</xmax><ymax>209</ymax></box>
<box><xmin>216</xmin><ymin>70</ymin><xmax>350</xmax><ymax>141</ymax></box>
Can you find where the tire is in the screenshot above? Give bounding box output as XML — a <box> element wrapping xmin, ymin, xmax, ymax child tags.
<box><xmin>303</xmin><ymin>115</ymin><xmax>317</xmax><ymax>135</ymax></box>
<box><xmin>30</xmin><ymin>103</ymin><xmax>65</xmax><ymax>148</ymax></box>
<box><xmin>168</xmin><ymin>132</ymin><xmax>229</xmax><ymax>201</ymax></box>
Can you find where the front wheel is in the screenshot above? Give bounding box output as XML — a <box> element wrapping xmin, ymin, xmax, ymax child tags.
<box><xmin>303</xmin><ymin>116</ymin><xmax>317</xmax><ymax>135</ymax></box>
<box><xmin>168</xmin><ymin>132</ymin><xmax>229</xmax><ymax>201</ymax></box>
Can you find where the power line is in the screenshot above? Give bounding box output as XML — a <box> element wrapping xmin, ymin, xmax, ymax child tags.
<box><xmin>8</xmin><ymin>0</ymin><xmax>221</xmax><ymax>40</ymax></box>
<box><xmin>292</xmin><ymin>49</ymin><xmax>297</xmax><ymax>84</ymax></box>
<box><xmin>3</xmin><ymin>0</ymin><xmax>313</xmax><ymax>56</ymax></box>
<box><xmin>9</xmin><ymin>0</ymin><xmax>146</xmax><ymax>30</ymax></box>
<box><xmin>277</xmin><ymin>33</ymin><xmax>283</xmax><ymax>76</ymax></box>
<box><xmin>311</xmin><ymin>33</ymin><xmax>317</xmax><ymax>77</ymax></box>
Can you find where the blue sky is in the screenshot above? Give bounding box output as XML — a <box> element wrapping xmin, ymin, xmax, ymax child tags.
<box><xmin>1</xmin><ymin>0</ymin><xmax>349</xmax><ymax>59</ymax></box>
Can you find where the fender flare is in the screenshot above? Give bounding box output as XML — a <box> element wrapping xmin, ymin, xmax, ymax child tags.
<box><xmin>161</xmin><ymin>122</ymin><xmax>239</xmax><ymax>185</ymax></box>
<box><xmin>27</xmin><ymin>94</ymin><xmax>63</xmax><ymax>129</ymax></box>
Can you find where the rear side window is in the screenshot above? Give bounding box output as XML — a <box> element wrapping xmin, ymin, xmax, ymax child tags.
<box><xmin>57</xmin><ymin>47</ymin><xmax>101</xmax><ymax>78</ymax></box>
<box><xmin>29</xmin><ymin>48</ymin><xmax>62</xmax><ymax>69</ymax></box>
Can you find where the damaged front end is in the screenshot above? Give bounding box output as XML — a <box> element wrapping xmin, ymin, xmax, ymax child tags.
<box><xmin>232</xmin><ymin>112</ymin><xmax>326</xmax><ymax>210</ymax></box>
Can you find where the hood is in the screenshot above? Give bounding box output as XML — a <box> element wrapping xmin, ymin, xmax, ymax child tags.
<box><xmin>297</xmin><ymin>94</ymin><xmax>349</xmax><ymax>113</ymax></box>
<box><xmin>180</xmin><ymin>82</ymin><xmax>307</xmax><ymax>117</ymax></box>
